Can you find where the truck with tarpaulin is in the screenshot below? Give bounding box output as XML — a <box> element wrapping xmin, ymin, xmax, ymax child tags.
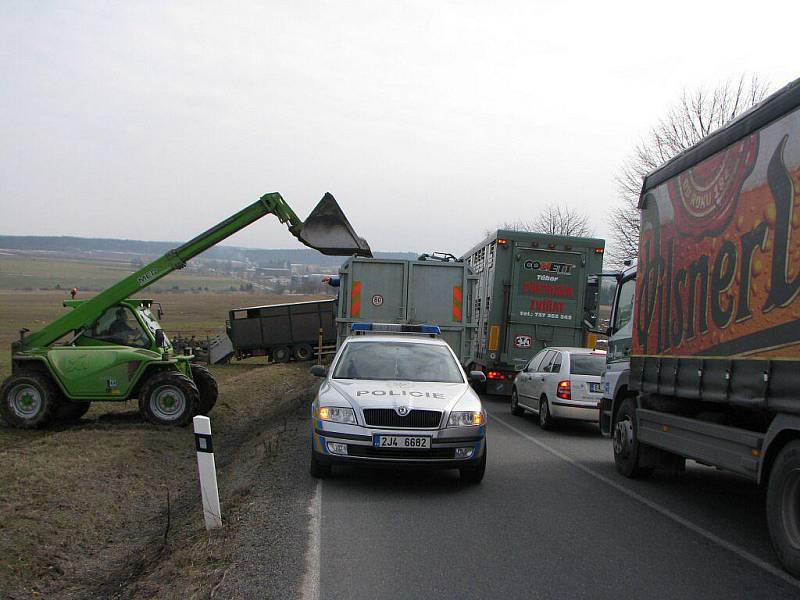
<box><xmin>461</xmin><ymin>230</ymin><xmax>605</xmax><ymax>395</ymax></box>
<box><xmin>599</xmin><ymin>77</ymin><xmax>800</xmax><ymax>577</ymax></box>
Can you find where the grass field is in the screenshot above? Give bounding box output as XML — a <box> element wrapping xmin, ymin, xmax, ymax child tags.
<box><xmin>0</xmin><ymin>254</ymin><xmax>247</xmax><ymax>292</ymax></box>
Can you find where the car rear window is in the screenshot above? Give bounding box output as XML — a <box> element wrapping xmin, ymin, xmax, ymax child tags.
<box><xmin>332</xmin><ymin>341</ymin><xmax>464</xmax><ymax>383</ymax></box>
<box><xmin>570</xmin><ymin>354</ymin><xmax>605</xmax><ymax>376</ymax></box>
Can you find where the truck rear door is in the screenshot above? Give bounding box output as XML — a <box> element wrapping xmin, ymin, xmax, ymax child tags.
<box><xmin>507</xmin><ymin>248</ymin><xmax>585</xmax><ymax>362</ymax></box>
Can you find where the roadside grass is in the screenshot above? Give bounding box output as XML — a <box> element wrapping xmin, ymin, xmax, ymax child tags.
<box><xmin>0</xmin><ymin>361</ymin><xmax>319</xmax><ymax>599</ymax></box>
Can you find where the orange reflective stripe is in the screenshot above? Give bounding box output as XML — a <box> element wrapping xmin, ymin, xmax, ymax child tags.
<box><xmin>452</xmin><ymin>285</ymin><xmax>463</xmax><ymax>322</ymax></box>
<box><xmin>351</xmin><ymin>281</ymin><xmax>362</xmax><ymax>317</ymax></box>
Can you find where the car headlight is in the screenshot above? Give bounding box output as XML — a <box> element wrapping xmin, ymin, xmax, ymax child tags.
<box><xmin>447</xmin><ymin>410</ymin><xmax>485</xmax><ymax>427</ymax></box>
<box><xmin>318</xmin><ymin>406</ymin><xmax>357</xmax><ymax>425</ymax></box>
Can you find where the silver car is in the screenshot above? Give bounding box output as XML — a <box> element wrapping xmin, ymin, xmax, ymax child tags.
<box><xmin>309</xmin><ymin>324</ymin><xmax>487</xmax><ymax>483</ymax></box>
<box><xmin>511</xmin><ymin>347</ymin><xmax>606</xmax><ymax>430</ymax></box>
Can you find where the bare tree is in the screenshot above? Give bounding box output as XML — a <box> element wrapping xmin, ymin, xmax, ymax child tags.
<box><xmin>500</xmin><ymin>203</ymin><xmax>593</xmax><ymax>237</ymax></box>
<box><xmin>608</xmin><ymin>74</ymin><xmax>770</xmax><ymax>267</ymax></box>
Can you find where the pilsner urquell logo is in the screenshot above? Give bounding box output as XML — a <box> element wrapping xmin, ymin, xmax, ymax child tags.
<box><xmin>668</xmin><ymin>134</ymin><xmax>758</xmax><ymax>238</ymax></box>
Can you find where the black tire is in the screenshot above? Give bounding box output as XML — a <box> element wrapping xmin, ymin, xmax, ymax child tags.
<box><xmin>293</xmin><ymin>343</ymin><xmax>314</xmax><ymax>361</ymax></box>
<box><xmin>272</xmin><ymin>346</ymin><xmax>291</xmax><ymax>363</ymax></box>
<box><xmin>766</xmin><ymin>440</ymin><xmax>800</xmax><ymax>577</ymax></box>
<box><xmin>0</xmin><ymin>372</ymin><xmax>61</xmax><ymax>429</ymax></box>
<box><xmin>310</xmin><ymin>449</ymin><xmax>332</xmax><ymax>478</ymax></box>
<box><xmin>612</xmin><ymin>396</ymin><xmax>654</xmax><ymax>479</ymax></box>
<box><xmin>55</xmin><ymin>400</ymin><xmax>91</xmax><ymax>423</ymax></box>
<box><xmin>460</xmin><ymin>444</ymin><xmax>487</xmax><ymax>484</ymax></box>
<box><xmin>539</xmin><ymin>396</ymin><xmax>555</xmax><ymax>431</ymax></box>
<box><xmin>191</xmin><ymin>365</ymin><xmax>218</xmax><ymax>415</ymax></box>
<box><xmin>511</xmin><ymin>388</ymin><xmax>525</xmax><ymax>417</ymax></box>
<box><xmin>138</xmin><ymin>371</ymin><xmax>198</xmax><ymax>426</ymax></box>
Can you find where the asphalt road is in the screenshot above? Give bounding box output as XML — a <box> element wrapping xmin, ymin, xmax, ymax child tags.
<box><xmin>310</xmin><ymin>393</ymin><xmax>800</xmax><ymax>600</ymax></box>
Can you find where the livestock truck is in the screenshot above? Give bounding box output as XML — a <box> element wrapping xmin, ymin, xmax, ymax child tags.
<box><xmin>335</xmin><ymin>255</ymin><xmax>477</xmax><ymax>365</ymax></box>
<box><xmin>600</xmin><ymin>77</ymin><xmax>800</xmax><ymax>576</ymax></box>
<box><xmin>461</xmin><ymin>230</ymin><xmax>605</xmax><ymax>395</ymax></box>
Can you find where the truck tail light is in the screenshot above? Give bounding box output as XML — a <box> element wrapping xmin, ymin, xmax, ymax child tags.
<box><xmin>594</xmin><ymin>247</ymin><xmax>605</xmax><ymax>254</ymax></box>
<box><xmin>557</xmin><ymin>380</ymin><xmax>571</xmax><ymax>399</ymax></box>
<box><xmin>487</xmin><ymin>370</ymin><xmax>508</xmax><ymax>380</ymax></box>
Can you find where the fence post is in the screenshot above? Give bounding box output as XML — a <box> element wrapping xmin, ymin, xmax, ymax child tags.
<box><xmin>317</xmin><ymin>327</ymin><xmax>324</xmax><ymax>365</ymax></box>
<box><xmin>193</xmin><ymin>416</ymin><xmax>223</xmax><ymax>530</ymax></box>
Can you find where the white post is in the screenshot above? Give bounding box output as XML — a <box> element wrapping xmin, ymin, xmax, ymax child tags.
<box><xmin>193</xmin><ymin>415</ymin><xmax>222</xmax><ymax>530</ymax></box>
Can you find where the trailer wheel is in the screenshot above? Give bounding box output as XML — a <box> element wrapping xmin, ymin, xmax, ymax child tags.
<box><xmin>766</xmin><ymin>440</ymin><xmax>800</xmax><ymax>577</ymax></box>
<box><xmin>0</xmin><ymin>372</ymin><xmax>60</xmax><ymax>429</ymax></box>
<box><xmin>612</xmin><ymin>396</ymin><xmax>653</xmax><ymax>479</ymax></box>
<box><xmin>55</xmin><ymin>400</ymin><xmax>91</xmax><ymax>423</ymax></box>
<box><xmin>293</xmin><ymin>344</ymin><xmax>314</xmax><ymax>361</ymax></box>
<box><xmin>139</xmin><ymin>371</ymin><xmax>198</xmax><ymax>426</ymax></box>
<box><xmin>191</xmin><ymin>365</ymin><xmax>218</xmax><ymax>415</ymax></box>
<box><xmin>272</xmin><ymin>346</ymin><xmax>291</xmax><ymax>363</ymax></box>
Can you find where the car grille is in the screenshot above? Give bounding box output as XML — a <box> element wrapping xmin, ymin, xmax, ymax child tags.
<box><xmin>347</xmin><ymin>445</ymin><xmax>455</xmax><ymax>460</ymax></box>
<box><xmin>362</xmin><ymin>409</ymin><xmax>442</xmax><ymax>429</ymax></box>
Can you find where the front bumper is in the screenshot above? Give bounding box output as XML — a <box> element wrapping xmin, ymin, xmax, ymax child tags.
<box><xmin>313</xmin><ymin>420</ymin><xmax>486</xmax><ymax>469</ymax></box>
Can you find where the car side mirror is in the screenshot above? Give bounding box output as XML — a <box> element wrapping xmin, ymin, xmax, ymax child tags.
<box><xmin>154</xmin><ymin>329</ymin><xmax>166</xmax><ymax>347</ymax></box>
<box><xmin>310</xmin><ymin>364</ymin><xmax>327</xmax><ymax>377</ymax></box>
<box><xmin>469</xmin><ymin>371</ymin><xmax>487</xmax><ymax>383</ymax></box>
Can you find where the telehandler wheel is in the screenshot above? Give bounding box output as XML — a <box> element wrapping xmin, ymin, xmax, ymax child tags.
<box><xmin>272</xmin><ymin>346</ymin><xmax>291</xmax><ymax>363</ymax></box>
<box><xmin>139</xmin><ymin>372</ymin><xmax>198</xmax><ymax>427</ymax></box>
<box><xmin>55</xmin><ymin>400</ymin><xmax>91</xmax><ymax>423</ymax></box>
<box><xmin>766</xmin><ymin>440</ymin><xmax>800</xmax><ymax>578</ymax></box>
<box><xmin>0</xmin><ymin>372</ymin><xmax>60</xmax><ymax>429</ymax></box>
<box><xmin>293</xmin><ymin>344</ymin><xmax>314</xmax><ymax>361</ymax></box>
<box><xmin>612</xmin><ymin>396</ymin><xmax>654</xmax><ymax>479</ymax></box>
<box><xmin>191</xmin><ymin>365</ymin><xmax>218</xmax><ymax>415</ymax></box>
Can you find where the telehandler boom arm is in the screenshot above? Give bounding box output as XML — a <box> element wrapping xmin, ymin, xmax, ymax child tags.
<box><xmin>19</xmin><ymin>192</ymin><xmax>371</xmax><ymax>350</ymax></box>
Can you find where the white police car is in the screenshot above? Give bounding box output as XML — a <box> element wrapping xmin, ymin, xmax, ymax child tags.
<box><xmin>310</xmin><ymin>323</ymin><xmax>487</xmax><ymax>483</ymax></box>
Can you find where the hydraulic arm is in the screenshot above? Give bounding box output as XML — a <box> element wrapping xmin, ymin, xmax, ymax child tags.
<box><xmin>19</xmin><ymin>192</ymin><xmax>371</xmax><ymax>351</ymax></box>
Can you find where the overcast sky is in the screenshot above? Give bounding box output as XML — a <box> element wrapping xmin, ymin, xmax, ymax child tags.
<box><xmin>0</xmin><ymin>1</ymin><xmax>796</xmax><ymax>256</ymax></box>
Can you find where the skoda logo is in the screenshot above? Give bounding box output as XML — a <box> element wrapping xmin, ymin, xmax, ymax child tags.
<box><xmin>396</xmin><ymin>406</ymin><xmax>409</xmax><ymax>416</ymax></box>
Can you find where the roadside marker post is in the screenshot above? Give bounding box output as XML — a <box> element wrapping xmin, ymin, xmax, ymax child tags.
<box><xmin>193</xmin><ymin>416</ymin><xmax>222</xmax><ymax>531</ymax></box>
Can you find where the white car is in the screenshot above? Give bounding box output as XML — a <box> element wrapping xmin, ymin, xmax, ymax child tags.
<box><xmin>309</xmin><ymin>323</ymin><xmax>488</xmax><ymax>483</ymax></box>
<box><xmin>511</xmin><ymin>347</ymin><xmax>606</xmax><ymax>429</ymax></box>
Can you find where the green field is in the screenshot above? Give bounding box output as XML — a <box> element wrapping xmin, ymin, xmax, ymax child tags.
<box><xmin>0</xmin><ymin>254</ymin><xmax>247</xmax><ymax>291</ymax></box>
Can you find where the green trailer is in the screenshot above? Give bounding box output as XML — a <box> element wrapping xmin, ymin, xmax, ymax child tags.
<box><xmin>1</xmin><ymin>192</ymin><xmax>370</xmax><ymax>428</ymax></box>
<box><xmin>461</xmin><ymin>230</ymin><xmax>605</xmax><ymax>395</ymax></box>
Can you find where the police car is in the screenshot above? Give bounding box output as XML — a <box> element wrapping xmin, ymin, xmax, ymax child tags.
<box><xmin>309</xmin><ymin>323</ymin><xmax>487</xmax><ymax>483</ymax></box>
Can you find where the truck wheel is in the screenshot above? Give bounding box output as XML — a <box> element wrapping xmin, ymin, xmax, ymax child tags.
<box><xmin>310</xmin><ymin>448</ymin><xmax>332</xmax><ymax>478</ymax></box>
<box><xmin>766</xmin><ymin>440</ymin><xmax>800</xmax><ymax>577</ymax></box>
<box><xmin>272</xmin><ymin>346</ymin><xmax>291</xmax><ymax>363</ymax></box>
<box><xmin>293</xmin><ymin>344</ymin><xmax>314</xmax><ymax>361</ymax></box>
<box><xmin>139</xmin><ymin>372</ymin><xmax>198</xmax><ymax>426</ymax></box>
<box><xmin>612</xmin><ymin>396</ymin><xmax>653</xmax><ymax>479</ymax></box>
<box><xmin>460</xmin><ymin>445</ymin><xmax>487</xmax><ymax>484</ymax></box>
<box><xmin>511</xmin><ymin>389</ymin><xmax>525</xmax><ymax>416</ymax></box>
<box><xmin>55</xmin><ymin>400</ymin><xmax>91</xmax><ymax>423</ymax></box>
<box><xmin>1</xmin><ymin>372</ymin><xmax>61</xmax><ymax>429</ymax></box>
<box><xmin>539</xmin><ymin>395</ymin><xmax>555</xmax><ymax>430</ymax></box>
<box><xmin>191</xmin><ymin>365</ymin><xmax>218</xmax><ymax>415</ymax></box>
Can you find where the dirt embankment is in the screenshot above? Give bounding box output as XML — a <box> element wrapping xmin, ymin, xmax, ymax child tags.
<box><xmin>0</xmin><ymin>362</ymin><xmax>318</xmax><ymax>600</ymax></box>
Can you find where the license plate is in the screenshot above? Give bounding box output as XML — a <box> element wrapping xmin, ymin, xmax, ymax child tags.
<box><xmin>373</xmin><ymin>435</ymin><xmax>431</xmax><ymax>449</ymax></box>
<box><xmin>589</xmin><ymin>382</ymin><xmax>602</xmax><ymax>393</ymax></box>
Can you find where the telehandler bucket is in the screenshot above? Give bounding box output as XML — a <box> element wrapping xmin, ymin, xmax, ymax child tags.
<box><xmin>298</xmin><ymin>192</ymin><xmax>373</xmax><ymax>257</ymax></box>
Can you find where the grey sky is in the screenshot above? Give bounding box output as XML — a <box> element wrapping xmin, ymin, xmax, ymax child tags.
<box><xmin>0</xmin><ymin>1</ymin><xmax>796</xmax><ymax>256</ymax></box>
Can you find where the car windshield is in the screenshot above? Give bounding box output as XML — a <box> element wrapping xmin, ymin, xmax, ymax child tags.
<box><xmin>570</xmin><ymin>354</ymin><xmax>606</xmax><ymax>376</ymax></box>
<box><xmin>332</xmin><ymin>341</ymin><xmax>464</xmax><ymax>383</ymax></box>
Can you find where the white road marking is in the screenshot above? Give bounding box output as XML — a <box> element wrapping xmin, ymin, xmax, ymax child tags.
<box><xmin>300</xmin><ymin>480</ymin><xmax>322</xmax><ymax>600</ymax></box>
<box><xmin>488</xmin><ymin>410</ymin><xmax>800</xmax><ymax>590</ymax></box>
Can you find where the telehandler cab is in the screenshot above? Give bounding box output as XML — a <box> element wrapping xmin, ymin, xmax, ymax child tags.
<box><xmin>1</xmin><ymin>192</ymin><xmax>371</xmax><ymax>428</ymax></box>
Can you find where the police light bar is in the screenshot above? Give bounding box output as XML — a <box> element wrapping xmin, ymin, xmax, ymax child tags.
<box><xmin>351</xmin><ymin>323</ymin><xmax>441</xmax><ymax>335</ymax></box>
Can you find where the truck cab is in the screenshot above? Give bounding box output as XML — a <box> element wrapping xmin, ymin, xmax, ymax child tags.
<box><xmin>599</xmin><ymin>262</ymin><xmax>636</xmax><ymax>436</ymax></box>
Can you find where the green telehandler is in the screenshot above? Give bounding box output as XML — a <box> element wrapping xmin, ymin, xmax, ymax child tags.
<box><xmin>0</xmin><ymin>192</ymin><xmax>371</xmax><ymax>428</ymax></box>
